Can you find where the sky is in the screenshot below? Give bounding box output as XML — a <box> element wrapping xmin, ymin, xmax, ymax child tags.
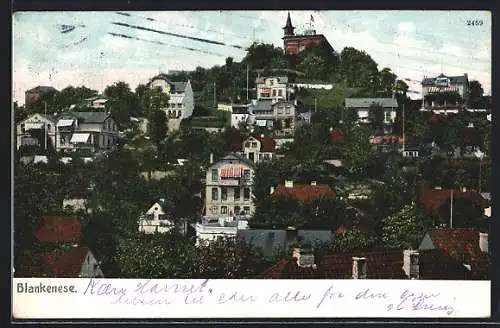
<box><xmin>12</xmin><ymin>10</ymin><xmax>491</xmax><ymax>105</ymax></box>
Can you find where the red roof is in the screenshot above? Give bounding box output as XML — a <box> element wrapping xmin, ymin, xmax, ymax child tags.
<box><xmin>35</xmin><ymin>246</ymin><xmax>90</xmax><ymax>277</ymax></box>
<box><xmin>258</xmin><ymin>249</ymin><xmax>484</xmax><ymax>280</ymax></box>
<box><xmin>272</xmin><ymin>184</ymin><xmax>336</xmax><ymax>202</ymax></box>
<box><xmin>419</xmin><ymin>189</ymin><xmax>486</xmax><ymax>214</ymax></box>
<box><xmin>35</xmin><ymin>216</ymin><xmax>82</xmax><ymax>244</ymax></box>
<box><xmin>254</xmin><ymin>135</ymin><xmax>276</xmax><ymax>152</ymax></box>
<box><xmin>425</xmin><ymin>228</ymin><xmax>489</xmax><ymax>279</ymax></box>
<box><xmin>328</xmin><ymin>128</ymin><xmax>344</xmax><ymax>143</ymax></box>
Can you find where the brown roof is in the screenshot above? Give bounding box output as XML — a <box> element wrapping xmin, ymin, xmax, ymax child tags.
<box><xmin>272</xmin><ymin>184</ymin><xmax>336</xmax><ymax>202</ymax></box>
<box><xmin>419</xmin><ymin>189</ymin><xmax>486</xmax><ymax>214</ymax></box>
<box><xmin>254</xmin><ymin>135</ymin><xmax>276</xmax><ymax>152</ymax></box>
<box><xmin>258</xmin><ymin>251</ymin><xmax>408</xmax><ymax>279</ymax></box>
<box><xmin>35</xmin><ymin>216</ymin><xmax>82</xmax><ymax>244</ymax></box>
<box><xmin>258</xmin><ymin>249</ymin><xmax>485</xmax><ymax>280</ymax></box>
<box><xmin>424</xmin><ymin>228</ymin><xmax>490</xmax><ymax>280</ymax></box>
<box><xmin>35</xmin><ymin>246</ymin><xmax>90</xmax><ymax>277</ymax></box>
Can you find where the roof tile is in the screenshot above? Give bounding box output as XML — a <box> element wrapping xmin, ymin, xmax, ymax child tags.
<box><xmin>35</xmin><ymin>216</ymin><xmax>82</xmax><ymax>243</ymax></box>
<box><xmin>272</xmin><ymin>184</ymin><xmax>336</xmax><ymax>202</ymax></box>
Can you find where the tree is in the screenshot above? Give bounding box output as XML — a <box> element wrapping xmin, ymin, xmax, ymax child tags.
<box><xmin>380</xmin><ymin>203</ymin><xmax>431</xmax><ymax>249</ymax></box>
<box><xmin>468</xmin><ymin>80</ymin><xmax>484</xmax><ymax>109</ymax></box>
<box><xmin>341</xmin><ymin>125</ymin><xmax>376</xmax><ymax>177</ymax></box>
<box><xmin>315</xmin><ymin>229</ymin><xmax>380</xmax><ymax>254</ymax></box>
<box><xmin>339</xmin><ymin>47</ymin><xmax>379</xmax><ymax>88</ymax></box>
<box><xmin>368</xmin><ymin>103</ymin><xmax>385</xmax><ymax>134</ymax></box>
<box><xmin>148</xmin><ymin>109</ymin><xmax>168</xmax><ymax>147</ymax></box>
<box><xmin>379</xmin><ymin>67</ymin><xmax>397</xmax><ymax>95</ymax></box>
<box><xmin>104</xmin><ymin>81</ymin><xmax>140</xmax><ymax>127</ymax></box>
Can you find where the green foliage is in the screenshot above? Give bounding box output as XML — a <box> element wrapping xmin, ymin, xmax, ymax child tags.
<box><xmin>339</xmin><ymin>47</ymin><xmax>379</xmax><ymax>88</ymax></box>
<box><xmin>114</xmin><ymin>234</ymin><xmax>268</xmax><ymax>278</ymax></box>
<box><xmin>380</xmin><ymin>203</ymin><xmax>431</xmax><ymax>249</ymax></box>
<box><xmin>148</xmin><ymin>109</ymin><xmax>168</xmax><ymax>147</ymax></box>
<box><xmin>368</xmin><ymin>103</ymin><xmax>385</xmax><ymax>133</ymax></box>
<box><xmin>315</xmin><ymin>229</ymin><xmax>379</xmax><ymax>254</ymax></box>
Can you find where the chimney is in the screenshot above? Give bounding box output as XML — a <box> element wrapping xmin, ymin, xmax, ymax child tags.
<box><xmin>159</xmin><ymin>198</ymin><xmax>165</xmax><ymax>203</ymax></box>
<box><xmin>352</xmin><ymin>257</ymin><xmax>367</xmax><ymax>279</ymax></box>
<box><xmin>479</xmin><ymin>232</ymin><xmax>488</xmax><ymax>253</ymax></box>
<box><xmin>403</xmin><ymin>250</ymin><xmax>420</xmax><ymax>279</ymax></box>
<box><xmin>310</xmin><ymin>181</ymin><xmax>317</xmax><ymax>186</ymax></box>
<box><xmin>260</xmin><ymin>134</ymin><xmax>265</xmax><ymax>138</ymax></box>
<box><xmin>286</xmin><ymin>226</ymin><xmax>298</xmax><ymax>245</ymax></box>
<box><xmin>285</xmin><ymin>180</ymin><xmax>293</xmax><ymax>188</ymax></box>
<box><xmin>269</xmin><ymin>186</ymin><xmax>275</xmax><ymax>195</ymax></box>
<box><xmin>292</xmin><ymin>247</ymin><xmax>316</xmax><ymax>268</ymax></box>
<box><xmin>209</xmin><ymin>153</ymin><xmax>214</xmax><ymax>164</ymax></box>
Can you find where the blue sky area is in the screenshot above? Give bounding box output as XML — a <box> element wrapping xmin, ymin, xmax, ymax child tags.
<box><xmin>13</xmin><ymin>10</ymin><xmax>491</xmax><ymax>104</ymax></box>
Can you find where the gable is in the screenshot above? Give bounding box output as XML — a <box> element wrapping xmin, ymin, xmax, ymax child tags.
<box><xmin>146</xmin><ymin>202</ymin><xmax>166</xmax><ymax>215</ymax></box>
<box><xmin>418</xmin><ymin>232</ymin><xmax>435</xmax><ymax>250</ymax></box>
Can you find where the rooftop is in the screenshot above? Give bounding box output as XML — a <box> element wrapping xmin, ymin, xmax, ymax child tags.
<box><xmin>272</xmin><ymin>183</ymin><xmax>336</xmax><ymax>202</ymax></box>
<box><xmin>32</xmin><ymin>246</ymin><xmax>91</xmax><ymax>277</ymax></box>
<box><xmin>35</xmin><ymin>216</ymin><xmax>82</xmax><ymax>244</ymax></box>
<box><xmin>345</xmin><ymin>98</ymin><xmax>398</xmax><ymax>109</ymax></box>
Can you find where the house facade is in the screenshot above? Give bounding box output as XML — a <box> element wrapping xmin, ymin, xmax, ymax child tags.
<box><xmin>55</xmin><ymin>112</ymin><xmax>119</xmax><ymax>153</ymax></box>
<box><xmin>255</xmin><ymin>76</ymin><xmax>289</xmax><ymax>101</ymax></box>
<box><xmin>344</xmin><ymin>98</ymin><xmax>398</xmax><ymax>134</ymax></box>
<box><xmin>16</xmin><ymin>113</ymin><xmax>57</xmax><ymax>150</ymax></box>
<box><xmin>205</xmin><ymin>153</ymin><xmax>255</xmax><ymax>218</ymax></box>
<box><xmin>250</xmin><ymin>99</ymin><xmax>274</xmax><ymax>129</ymax></box>
<box><xmin>421</xmin><ymin>73</ymin><xmax>469</xmax><ymax>114</ymax></box>
<box><xmin>241</xmin><ymin>135</ymin><xmax>276</xmax><ymax>163</ymax></box>
<box><xmin>138</xmin><ymin>199</ymin><xmax>174</xmax><ymax>234</ymax></box>
<box><xmin>148</xmin><ymin>74</ymin><xmax>195</xmax><ymax>121</ymax></box>
<box><xmin>272</xmin><ymin>100</ymin><xmax>297</xmax><ymax>136</ymax></box>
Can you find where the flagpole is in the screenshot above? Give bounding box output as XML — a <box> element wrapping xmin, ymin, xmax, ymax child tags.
<box><xmin>44</xmin><ymin>101</ymin><xmax>48</xmax><ymax>150</ymax></box>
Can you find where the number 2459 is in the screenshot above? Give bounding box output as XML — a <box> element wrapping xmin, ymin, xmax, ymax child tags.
<box><xmin>467</xmin><ymin>20</ymin><xmax>483</xmax><ymax>26</ymax></box>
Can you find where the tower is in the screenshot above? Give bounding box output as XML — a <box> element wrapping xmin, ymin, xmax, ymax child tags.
<box><xmin>282</xmin><ymin>12</ymin><xmax>295</xmax><ymax>38</ymax></box>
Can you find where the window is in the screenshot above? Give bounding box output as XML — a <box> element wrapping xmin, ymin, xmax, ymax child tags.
<box><xmin>285</xmin><ymin>108</ymin><xmax>290</xmax><ymax>115</ymax></box>
<box><xmin>278</xmin><ymin>89</ymin><xmax>283</xmax><ymax>97</ymax></box>
<box><xmin>21</xmin><ymin>124</ymin><xmax>25</xmax><ymax>133</ymax></box>
<box><xmin>272</xmin><ymin>89</ymin><xmax>277</xmax><ymax>96</ymax></box>
<box><xmin>234</xmin><ymin>206</ymin><xmax>241</xmax><ymax>215</ymax></box>
<box><xmin>245</xmin><ymin>142</ymin><xmax>250</xmax><ymax>148</ymax></box>
<box><xmin>252</xmin><ymin>142</ymin><xmax>257</xmax><ymax>148</ymax></box>
<box><xmin>221</xmin><ymin>187</ymin><xmax>228</xmax><ymax>201</ymax></box>
<box><xmin>384</xmin><ymin>111</ymin><xmax>392</xmax><ymax>122</ymax></box>
<box><xmin>243</xmin><ymin>206</ymin><xmax>250</xmax><ymax>213</ymax></box>
<box><xmin>243</xmin><ymin>169</ymin><xmax>251</xmax><ymax>180</ymax></box>
<box><xmin>221</xmin><ymin>206</ymin><xmax>228</xmax><ymax>214</ymax></box>
<box><xmin>234</xmin><ymin>188</ymin><xmax>240</xmax><ymax>200</ymax></box>
<box><xmin>211</xmin><ymin>168</ymin><xmax>219</xmax><ymax>182</ymax></box>
<box><xmin>211</xmin><ymin>187</ymin><xmax>218</xmax><ymax>201</ymax></box>
<box><xmin>47</xmin><ymin>124</ymin><xmax>51</xmax><ymax>132</ymax></box>
<box><xmin>158</xmin><ymin>214</ymin><xmax>166</xmax><ymax>221</ymax></box>
<box><xmin>243</xmin><ymin>188</ymin><xmax>250</xmax><ymax>200</ymax></box>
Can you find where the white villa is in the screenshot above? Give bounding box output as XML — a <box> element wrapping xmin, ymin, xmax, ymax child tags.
<box><xmin>148</xmin><ymin>74</ymin><xmax>194</xmax><ymax>131</ymax></box>
<box><xmin>138</xmin><ymin>199</ymin><xmax>175</xmax><ymax>234</ymax></box>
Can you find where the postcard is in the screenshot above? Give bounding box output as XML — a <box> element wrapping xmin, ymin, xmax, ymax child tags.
<box><xmin>12</xmin><ymin>10</ymin><xmax>492</xmax><ymax>319</ymax></box>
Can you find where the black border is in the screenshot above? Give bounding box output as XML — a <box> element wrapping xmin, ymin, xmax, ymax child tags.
<box><xmin>9</xmin><ymin>0</ymin><xmax>499</xmax><ymax>326</ymax></box>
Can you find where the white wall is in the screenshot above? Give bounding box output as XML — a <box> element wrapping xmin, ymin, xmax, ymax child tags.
<box><xmin>79</xmin><ymin>251</ymin><xmax>104</xmax><ymax>278</ymax></box>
